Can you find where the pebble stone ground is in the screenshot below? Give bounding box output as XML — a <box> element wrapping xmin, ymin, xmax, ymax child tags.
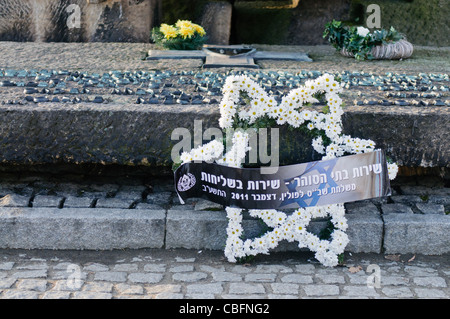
<box><xmin>0</xmin><ymin>42</ymin><xmax>449</xmax><ymax>300</ymax></box>
<box><xmin>1</xmin><ymin>43</ymin><xmax>449</xmax><ymax>108</ymax></box>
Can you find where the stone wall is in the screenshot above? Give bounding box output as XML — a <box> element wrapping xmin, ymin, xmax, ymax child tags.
<box><xmin>233</xmin><ymin>0</ymin><xmax>450</xmax><ymax>46</ymax></box>
<box><xmin>0</xmin><ymin>0</ymin><xmax>447</xmax><ymax>45</ymax></box>
<box><xmin>0</xmin><ymin>0</ymin><xmax>156</xmax><ymax>42</ymax></box>
<box><xmin>200</xmin><ymin>1</ymin><xmax>232</xmax><ymax>45</ymax></box>
<box><xmin>232</xmin><ymin>0</ymin><xmax>352</xmax><ymax>45</ymax></box>
<box><xmin>356</xmin><ymin>0</ymin><xmax>450</xmax><ymax>47</ymax></box>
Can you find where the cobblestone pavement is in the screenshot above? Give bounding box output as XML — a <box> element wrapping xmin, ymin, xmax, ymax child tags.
<box><xmin>0</xmin><ymin>248</ymin><xmax>448</xmax><ymax>300</ymax></box>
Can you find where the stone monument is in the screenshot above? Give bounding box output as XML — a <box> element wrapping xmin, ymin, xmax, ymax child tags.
<box><xmin>200</xmin><ymin>1</ymin><xmax>232</xmax><ymax>45</ymax></box>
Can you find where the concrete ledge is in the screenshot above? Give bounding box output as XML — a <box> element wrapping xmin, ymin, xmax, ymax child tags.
<box><xmin>345</xmin><ymin>202</ymin><xmax>384</xmax><ymax>253</ymax></box>
<box><xmin>0</xmin><ymin>205</ymin><xmax>448</xmax><ymax>255</ymax></box>
<box><xmin>0</xmin><ymin>207</ymin><xmax>166</xmax><ymax>250</ymax></box>
<box><xmin>342</xmin><ymin>106</ymin><xmax>450</xmax><ymax>168</ymax></box>
<box><xmin>0</xmin><ymin>103</ymin><xmax>219</xmax><ymax>169</ymax></box>
<box><xmin>165</xmin><ymin>208</ymin><xmax>384</xmax><ymax>254</ymax></box>
<box><xmin>166</xmin><ymin>209</ymin><xmax>228</xmax><ymax>250</ymax></box>
<box><xmin>383</xmin><ymin>213</ymin><xmax>450</xmax><ymax>255</ymax></box>
<box><xmin>0</xmin><ymin>103</ymin><xmax>448</xmax><ymax>170</ymax></box>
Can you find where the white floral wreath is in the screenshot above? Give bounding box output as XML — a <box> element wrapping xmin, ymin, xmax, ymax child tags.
<box><xmin>179</xmin><ymin>73</ymin><xmax>398</xmax><ymax>267</ymax></box>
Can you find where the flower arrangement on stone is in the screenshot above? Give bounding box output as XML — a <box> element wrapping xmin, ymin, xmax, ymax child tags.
<box><xmin>178</xmin><ymin>73</ymin><xmax>398</xmax><ymax>267</ymax></box>
<box><xmin>323</xmin><ymin>20</ymin><xmax>413</xmax><ymax>60</ymax></box>
<box><xmin>151</xmin><ymin>20</ymin><xmax>207</xmax><ymax>50</ymax></box>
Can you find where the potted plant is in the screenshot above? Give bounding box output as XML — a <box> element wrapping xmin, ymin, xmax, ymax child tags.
<box><xmin>323</xmin><ymin>20</ymin><xmax>413</xmax><ymax>60</ymax></box>
<box><xmin>151</xmin><ymin>20</ymin><xmax>207</xmax><ymax>50</ymax></box>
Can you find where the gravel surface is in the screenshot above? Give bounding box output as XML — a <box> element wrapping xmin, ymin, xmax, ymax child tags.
<box><xmin>1</xmin><ymin>42</ymin><xmax>449</xmax><ymax>74</ymax></box>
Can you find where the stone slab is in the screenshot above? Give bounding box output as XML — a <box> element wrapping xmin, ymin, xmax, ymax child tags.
<box><xmin>147</xmin><ymin>48</ymin><xmax>312</xmax><ymax>66</ymax></box>
<box><xmin>32</xmin><ymin>195</ymin><xmax>64</xmax><ymax>208</ymax></box>
<box><xmin>342</xmin><ymin>106</ymin><xmax>450</xmax><ymax>168</ymax></box>
<box><xmin>381</xmin><ymin>203</ymin><xmax>414</xmax><ymax>215</ymax></box>
<box><xmin>147</xmin><ymin>50</ymin><xmax>206</xmax><ymax>60</ymax></box>
<box><xmin>0</xmin><ymin>207</ymin><xmax>165</xmax><ymax>249</ymax></box>
<box><xmin>253</xmin><ymin>51</ymin><xmax>313</xmax><ymax>62</ymax></box>
<box><xmin>0</xmin><ymin>203</ymin><xmax>446</xmax><ymax>255</ymax></box>
<box><xmin>415</xmin><ymin>203</ymin><xmax>445</xmax><ymax>215</ymax></box>
<box><xmin>203</xmin><ymin>55</ymin><xmax>259</xmax><ymax>69</ymax></box>
<box><xmin>0</xmin><ymin>194</ymin><xmax>30</xmax><ymax>207</ymax></box>
<box><xmin>384</xmin><ymin>213</ymin><xmax>450</xmax><ymax>255</ymax></box>
<box><xmin>63</xmin><ymin>196</ymin><xmax>95</xmax><ymax>208</ymax></box>
<box><xmin>0</xmin><ymin>103</ymin><xmax>219</xmax><ymax>169</ymax></box>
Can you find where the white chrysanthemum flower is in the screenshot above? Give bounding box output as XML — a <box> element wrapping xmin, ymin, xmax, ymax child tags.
<box><xmin>388</xmin><ymin>162</ymin><xmax>399</xmax><ymax>180</ymax></box>
<box><xmin>180</xmin><ymin>151</ymin><xmax>193</xmax><ymax>163</ymax></box>
<box><xmin>312</xmin><ymin>136</ymin><xmax>326</xmax><ymax>154</ymax></box>
<box><xmin>332</xmin><ymin>215</ymin><xmax>348</xmax><ymax>231</ymax></box>
<box><xmin>357</xmin><ymin>26</ymin><xmax>370</xmax><ymax>37</ymax></box>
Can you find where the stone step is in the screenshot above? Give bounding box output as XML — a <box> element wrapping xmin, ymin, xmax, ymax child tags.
<box><xmin>0</xmin><ymin>102</ymin><xmax>448</xmax><ymax>171</ymax></box>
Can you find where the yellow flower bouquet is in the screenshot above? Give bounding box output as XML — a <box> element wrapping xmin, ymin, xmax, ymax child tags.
<box><xmin>151</xmin><ymin>20</ymin><xmax>207</xmax><ymax>50</ymax></box>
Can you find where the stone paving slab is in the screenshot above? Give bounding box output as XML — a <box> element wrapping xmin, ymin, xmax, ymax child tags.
<box><xmin>166</xmin><ymin>209</ymin><xmax>228</xmax><ymax>250</ymax></box>
<box><xmin>344</xmin><ymin>210</ymin><xmax>383</xmax><ymax>253</ymax></box>
<box><xmin>166</xmin><ymin>208</ymin><xmax>384</xmax><ymax>253</ymax></box>
<box><xmin>0</xmin><ymin>188</ymin><xmax>448</xmax><ymax>255</ymax></box>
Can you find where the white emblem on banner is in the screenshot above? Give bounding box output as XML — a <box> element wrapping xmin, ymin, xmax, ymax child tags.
<box><xmin>177</xmin><ymin>173</ymin><xmax>196</xmax><ymax>192</ymax></box>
